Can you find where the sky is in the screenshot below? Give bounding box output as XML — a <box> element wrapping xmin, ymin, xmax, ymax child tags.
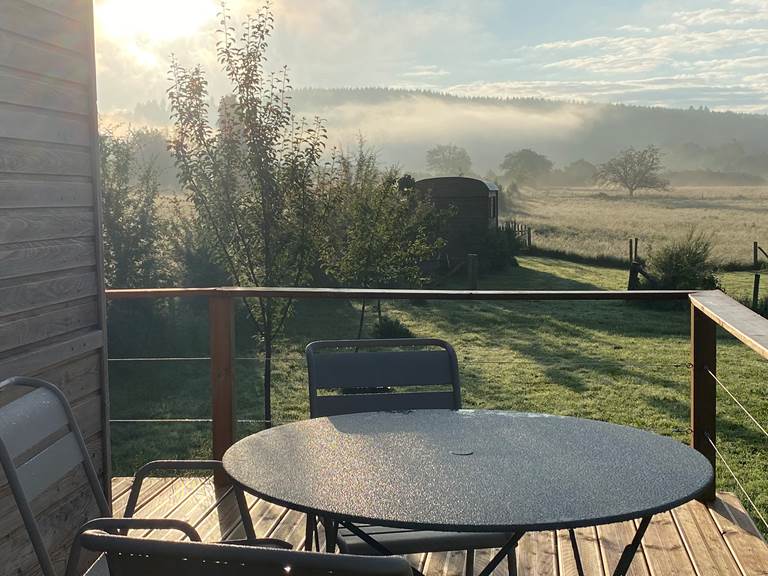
<box><xmin>94</xmin><ymin>0</ymin><xmax>768</xmax><ymax>119</ymax></box>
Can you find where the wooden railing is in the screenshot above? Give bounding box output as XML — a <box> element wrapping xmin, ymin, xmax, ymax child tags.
<box><xmin>106</xmin><ymin>287</ymin><xmax>768</xmax><ymax>497</ymax></box>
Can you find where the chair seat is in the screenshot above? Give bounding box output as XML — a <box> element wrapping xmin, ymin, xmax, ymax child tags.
<box><xmin>337</xmin><ymin>525</ymin><xmax>513</xmax><ymax>555</ymax></box>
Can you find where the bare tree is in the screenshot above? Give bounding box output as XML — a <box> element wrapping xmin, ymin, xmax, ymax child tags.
<box><xmin>596</xmin><ymin>146</ymin><xmax>669</xmax><ymax>197</ymax></box>
<box><xmin>168</xmin><ymin>4</ymin><xmax>326</xmax><ymax>425</ymax></box>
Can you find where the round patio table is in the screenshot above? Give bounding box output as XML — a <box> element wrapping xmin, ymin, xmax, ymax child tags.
<box><xmin>223</xmin><ymin>410</ymin><xmax>713</xmax><ymax>576</ymax></box>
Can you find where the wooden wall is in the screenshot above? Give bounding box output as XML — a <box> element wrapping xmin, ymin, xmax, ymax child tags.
<box><xmin>0</xmin><ymin>1</ymin><xmax>109</xmax><ymax>574</ymax></box>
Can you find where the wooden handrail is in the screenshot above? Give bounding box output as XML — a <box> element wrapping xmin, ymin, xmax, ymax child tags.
<box><xmin>690</xmin><ymin>290</ymin><xmax>768</xmax><ymax>361</ymax></box>
<box><xmin>106</xmin><ymin>287</ymin><xmax>694</xmax><ymax>300</ymax></box>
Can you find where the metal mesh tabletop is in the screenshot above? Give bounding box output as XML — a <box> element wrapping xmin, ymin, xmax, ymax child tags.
<box><xmin>223</xmin><ymin>410</ymin><xmax>713</xmax><ymax>532</ymax></box>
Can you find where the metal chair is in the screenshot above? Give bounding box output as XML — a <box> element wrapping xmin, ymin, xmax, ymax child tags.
<box><xmin>305</xmin><ymin>339</ymin><xmax>515</xmax><ymax>576</ymax></box>
<box><xmin>0</xmin><ymin>377</ymin><xmax>255</xmax><ymax>576</ymax></box>
<box><xmin>66</xmin><ymin>517</ymin><xmax>413</xmax><ymax>576</ymax></box>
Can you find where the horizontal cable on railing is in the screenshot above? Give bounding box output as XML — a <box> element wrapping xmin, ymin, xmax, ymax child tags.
<box><xmin>706</xmin><ymin>367</ymin><xmax>768</xmax><ymax>441</ymax></box>
<box><xmin>108</xmin><ymin>356</ymin><xmax>688</xmax><ymax>370</ymax></box>
<box><xmin>111</xmin><ymin>418</ymin><xmax>268</xmax><ymax>425</ymax></box>
<box><xmin>108</xmin><ymin>357</ymin><xmax>261</xmax><ymax>362</ymax></box>
<box><xmin>705</xmin><ymin>433</ymin><xmax>768</xmax><ymax>532</ymax></box>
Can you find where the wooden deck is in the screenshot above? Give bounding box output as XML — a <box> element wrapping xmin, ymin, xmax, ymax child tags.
<box><xmin>111</xmin><ymin>477</ymin><xmax>768</xmax><ymax>575</ymax></box>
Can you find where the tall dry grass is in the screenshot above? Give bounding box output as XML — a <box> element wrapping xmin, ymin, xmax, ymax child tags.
<box><xmin>506</xmin><ymin>186</ymin><xmax>768</xmax><ymax>266</ymax></box>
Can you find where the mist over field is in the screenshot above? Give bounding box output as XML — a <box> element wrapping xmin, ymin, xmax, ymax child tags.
<box><xmin>113</xmin><ymin>88</ymin><xmax>768</xmax><ymax>179</ymax></box>
<box><xmin>288</xmin><ymin>89</ymin><xmax>768</xmax><ymax>174</ymax></box>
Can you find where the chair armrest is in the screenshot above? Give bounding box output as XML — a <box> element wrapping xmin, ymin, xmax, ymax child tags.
<box><xmin>225</xmin><ymin>538</ymin><xmax>293</xmax><ymax>550</ymax></box>
<box><xmin>124</xmin><ymin>460</ymin><xmax>223</xmax><ymax>518</ymax></box>
<box><xmin>65</xmin><ymin>517</ymin><xmax>202</xmax><ymax>576</ymax></box>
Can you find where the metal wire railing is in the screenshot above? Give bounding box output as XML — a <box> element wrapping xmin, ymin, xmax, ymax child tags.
<box><xmin>705</xmin><ymin>434</ymin><xmax>768</xmax><ymax>532</ymax></box>
<box><xmin>704</xmin><ymin>366</ymin><xmax>768</xmax><ymax>533</ymax></box>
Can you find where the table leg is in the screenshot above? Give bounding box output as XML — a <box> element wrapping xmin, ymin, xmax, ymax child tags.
<box><xmin>611</xmin><ymin>516</ymin><xmax>652</xmax><ymax>576</ymax></box>
<box><xmin>568</xmin><ymin>529</ymin><xmax>586</xmax><ymax>576</ymax></box>
<box><xmin>476</xmin><ymin>532</ymin><xmax>524</xmax><ymax>576</ymax></box>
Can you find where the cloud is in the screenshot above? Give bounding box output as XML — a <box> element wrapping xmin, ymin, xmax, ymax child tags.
<box><xmin>401</xmin><ymin>65</ymin><xmax>450</xmax><ymax>78</ymax></box>
<box><xmin>93</xmin><ymin>0</ymin><xmax>768</xmax><ymax>117</ymax></box>
<box><xmin>445</xmin><ymin>77</ymin><xmax>768</xmax><ymax>113</ymax></box>
<box><xmin>617</xmin><ymin>25</ymin><xmax>651</xmax><ymax>33</ymax></box>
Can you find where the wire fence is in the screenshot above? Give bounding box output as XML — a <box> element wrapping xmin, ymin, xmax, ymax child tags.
<box><xmin>704</xmin><ymin>366</ymin><xmax>768</xmax><ymax>533</ymax></box>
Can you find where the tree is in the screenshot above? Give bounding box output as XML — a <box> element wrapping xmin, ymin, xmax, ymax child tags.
<box><xmin>596</xmin><ymin>146</ymin><xmax>669</xmax><ymax>197</ymax></box>
<box><xmin>317</xmin><ymin>144</ymin><xmax>446</xmax><ymax>336</ymax></box>
<box><xmin>543</xmin><ymin>159</ymin><xmax>597</xmax><ymax>187</ymax></box>
<box><xmin>168</xmin><ymin>4</ymin><xmax>327</xmax><ymax>425</ymax></box>
<box><xmin>426</xmin><ymin>144</ymin><xmax>472</xmax><ymax>176</ymax></box>
<box><xmin>100</xmin><ymin>128</ymin><xmax>167</xmax><ymax>289</ymax></box>
<box><xmin>499</xmin><ymin>149</ymin><xmax>553</xmax><ymax>187</ymax></box>
<box><xmin>561</xmin><ymin>159</ymin><xmax>597</xmax><ymax>186</ymax></box>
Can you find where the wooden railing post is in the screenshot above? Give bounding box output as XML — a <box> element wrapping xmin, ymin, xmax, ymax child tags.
<box><xmin>691</xmin><ymin>304</ymin><xmax>716</xmax><ymax>501</ymax></box>
<box><xmin>209</xmin><ymin>295</ymin><xmax>235</xmax><ymax>486</ymax></box>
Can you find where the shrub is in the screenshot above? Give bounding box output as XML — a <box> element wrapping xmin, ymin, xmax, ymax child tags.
<box><xmin>739</xmin><ymin>295</ymin><xmax>768</xmax><ymax>320</ymax></box>
<box><xmin>477</xmin><ymin>228</ymin><xmax>521</xmax><ymax>273</ymax></box>
<box><xmin>645</xmin><ymin>229</ymin><xmax>720</xmax><ymax>290</ymax></box>
<box><xmin>372</xmin><ymin>316</ymin><xmax>414</xmax><ymax>339</ymax></box>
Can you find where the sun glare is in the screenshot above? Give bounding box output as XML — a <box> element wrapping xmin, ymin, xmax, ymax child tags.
<box><xmin>95</xmin><ymin>0</ymin><xmax>218</xmax><ymax>46</ymax></box>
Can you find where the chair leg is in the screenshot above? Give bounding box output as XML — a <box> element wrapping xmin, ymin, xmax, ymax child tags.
<box><xmin>465</xmin><ymin>549</ymin><xmax>475</xmax><ymax>576</ymax></box>
<box><xmin>304</xmin><ymin>514</ymin><xmax>316</xmax><ymax>551</ymax></box>
<box><xmin>507</xmin><ymin>546</ymin><xmax>517</xmax><ymax>576</ymax></box>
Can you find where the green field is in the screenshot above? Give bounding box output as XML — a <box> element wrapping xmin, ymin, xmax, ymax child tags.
<box><xmin>109</xmin><ymin>256</ymin><xmax>768</xmax><ymax>529</ymax></box>
<box><xmin>509</xmin><ymin>186</ymin><xmax>768</xmax><ymax>267</ymax></box>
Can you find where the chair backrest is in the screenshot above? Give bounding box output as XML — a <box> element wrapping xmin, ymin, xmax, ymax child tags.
<box><xmin>306</xmin><ymin>338</ymin><xmax>461</xmax><ymax>417</ymax></box>
<box><xmin>0</xmin><ymin>377</ymin><xmax>110</xmax><ymax>576</ymax></box>
<box><xmin>77</xmin><ymin>531</ymin><xmax>413</xmax><ymax>576</ymax></box>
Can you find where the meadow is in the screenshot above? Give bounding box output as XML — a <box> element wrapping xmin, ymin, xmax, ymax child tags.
<box><xmin>508</xmin><ymin>186</ymin><xmax>768</xmax><ymax>267</ymax></box>
<box><xmin>109</xmin><ymin>256</ymin><xmax>768</xmax><ymax>529</ymax></box>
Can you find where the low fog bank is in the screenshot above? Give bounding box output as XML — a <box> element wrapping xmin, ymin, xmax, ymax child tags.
<box><xmin>104</xmin><ymin>88</ymin><xmax>768</xmax><ymax>183</ymax></box>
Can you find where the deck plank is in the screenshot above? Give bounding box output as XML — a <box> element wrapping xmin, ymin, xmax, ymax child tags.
<box><xmin>558</xmin><ymin>527</ymin><xmax>605</xmax><ymax>576</ymax></box>
<box><xmin>518</xmin><ymin>531</ymin><xmax>557</xmax><ymax>575</ymax></box>
<box><xmin>596</xmin><ymin>520</ymin><xmax>650</xmax><ymax>576</ymax></box>
<box><xmin>112</xmin><ymin>477</ymin><xmax>176</xmax><ymax>519</ymax></box>
<box><xmin>708</xmin><ymin>493</ymin><xmax>768</xmax><ymax>576</ymax></box>
<box><xmin>671</xmin><ymin>500</ymin><xmax>742</xmax><ymax>576</ymax></box>
<box><xmin>108</xmin><ymin>480</ymin><xmax>768</xmax><ymax>576</ymax></box>
<box><xmin>637</xmin><ymin>513</ymin><xmax>696</xmax><ymax>576</ymax></box>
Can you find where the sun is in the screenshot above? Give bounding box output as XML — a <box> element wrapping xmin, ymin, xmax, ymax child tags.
<box><xmin>95</xmin><ymin>0</ymin><xmax>219</xmax><ymax>63</ymax></box>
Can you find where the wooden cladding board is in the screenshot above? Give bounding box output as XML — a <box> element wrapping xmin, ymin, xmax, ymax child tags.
<box><xmin>0</xmin><ymin>1</ymin><xmax>107</xmax><ymax>575</ymax></box>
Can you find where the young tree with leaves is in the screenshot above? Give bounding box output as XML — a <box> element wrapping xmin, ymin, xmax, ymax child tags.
<box><xmin>168</xmin><ymin>4</ymin><xmax>327</xmax><ymax>425</ymax></box>
<box><xmin>596</xmin><ymin>145</ymin><xmax>669</xmax><ymax>197</ymax></box>
<box><xmin>100</xmin><ymin>128</ymin><xmax>167</xmax><ymax>289</ymax></box>
<box><xmin>317</xmin><ymin>144</ymin><xmax>445</xmax><ymax>336</ymax></box>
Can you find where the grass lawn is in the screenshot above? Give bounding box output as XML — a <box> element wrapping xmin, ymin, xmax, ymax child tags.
<box><xmin>108</xmin><ymin>256</ymin><xmax>768</xmax><ymax>531</ymax></box>
<box><xmin>509</xmin><ymin>185</ymin><xmax>768</xmax><ymax>267</ymax></box>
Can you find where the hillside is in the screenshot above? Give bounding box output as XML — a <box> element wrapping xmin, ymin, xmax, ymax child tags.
<box><xmin>287</xmin><ymin>88</ymin><xmax>768</xmax><ymax>175</ymax></box>
<box><xmin>116</xmin><ymin>88</ymin><xmax>768</xmax><ymax>178</ymax></box>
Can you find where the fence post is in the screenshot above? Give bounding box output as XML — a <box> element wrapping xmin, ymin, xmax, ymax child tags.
<box><xmin>467</xmin><ymin>254</ymin><xmax>479</xmax><ymax>290</ymax></box>
<box><xmin>755</xmin><ymin>241</ymin><xmax>759</xmax><ymax>269</ymax></box>
<box><xmin>754</xmin><ymin>274</ymin><xmax>761</xmax><ymax>310</ymax></box>
<box><xmin>629</xmin><ymin>239</ymin><xmax>634</xmax><ymax>263</ymax></box>
<box><xmin>526</xmin><ymin>227</ymin><xmax>532</xmax><ymax>249</ymax></box>
<box><xmin>691</xmin><ymin>304</ymin><xmax>717</xmax><ymax>501</ymax></box>
<box><xmin>209</xmin><ymin>294</ymin><xmax>235</xmax><ymax>486</ymax></box>
<box><xmin>634</xmin><ymin>237</ymin><xmax>639</xmax><ymax>260</ymax></box>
